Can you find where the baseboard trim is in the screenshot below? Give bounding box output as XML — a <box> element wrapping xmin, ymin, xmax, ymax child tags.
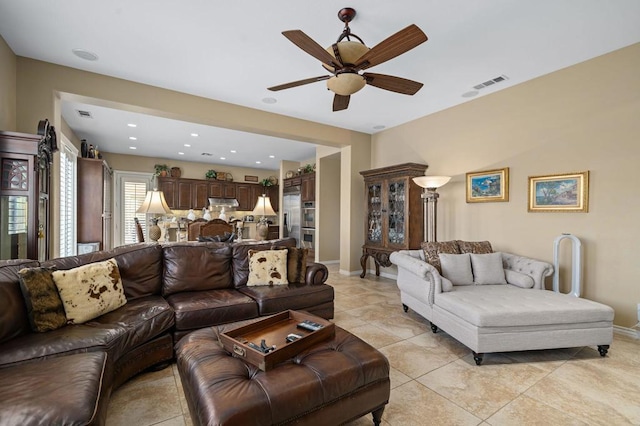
<box><xmin>322</xmin><ymin>260</ymin><xmax>340</xmax><ymax>265</ymax></box>
<box><xmin>613</xmin><ymin>325</ymin><xmax>639</xmax><ymax>339</ymax></box>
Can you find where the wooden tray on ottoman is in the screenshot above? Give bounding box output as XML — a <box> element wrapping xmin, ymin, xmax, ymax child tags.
<box><xmin>220</xmin><ymin>310</ymin><xmax>335</xmax><ymax>371</ymax></box>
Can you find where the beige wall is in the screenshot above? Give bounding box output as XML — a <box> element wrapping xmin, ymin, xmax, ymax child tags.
<box><xmin>372</xmin><ymin>43</ymin><xmax>640</xmax><ymax>327</ymax></box>
<box><xmin>0</xmin><ymin>35</ymin><xmax>16</xmax><ymax>131</ymax></box>
<box><xmin>317</xmin><ymin>147</ymin><xmax>342</xmax><ymax>262</ymax></box>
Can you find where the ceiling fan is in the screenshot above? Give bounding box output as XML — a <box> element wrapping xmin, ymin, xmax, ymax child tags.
<box><xmin>268</xmin><ymin>7</ymin><xmax>428</xmax><ymax>112</ymax></box>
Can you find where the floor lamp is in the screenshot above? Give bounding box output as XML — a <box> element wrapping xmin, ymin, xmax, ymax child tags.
<box><xmin>412</xmin><ymin>176</ymin><xmax>451</xmax><ymax>242</ymax></box>
<box><xmin>252</xmin><ymin>194</ymin><xmax>276</xmax><ymax>241</ymax></box>
<box><xmin>136</xmin><ymin>189</ymin><xmax>172</xmax><ymax>241</ymax></box>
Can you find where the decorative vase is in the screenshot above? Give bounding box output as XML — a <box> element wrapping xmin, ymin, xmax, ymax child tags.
<box><xmin>81</xmin><ymin>140</ymin><xmax>88</xmax><ymax>158</ymax></box>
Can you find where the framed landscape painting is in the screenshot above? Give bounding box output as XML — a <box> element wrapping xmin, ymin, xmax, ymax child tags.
<box><xmin>466</xmin><ymin>168</ymin><xmax>509</xmax><ymax>203</ymax></box>
<box><xmin>528</xmin><ymin>171</ymin><xmax>589</xmax><ymax>212</ymax></box>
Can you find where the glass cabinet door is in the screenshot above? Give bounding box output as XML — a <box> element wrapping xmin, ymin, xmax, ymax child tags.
<box><xmin>366</xmin><ymin>183</ymin><xmax>382</xmax><ymax>243</ymax></box>
<box><xmin>387</xmin><ymin>179</ymin><xmax>406</xmax><ymax>245</ymax></box>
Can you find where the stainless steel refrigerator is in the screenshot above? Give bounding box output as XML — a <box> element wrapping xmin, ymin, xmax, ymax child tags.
<box><xmin>283</xmin><ymin>186</ymin><xmax>301</xmax><ymax>247</ymax></box>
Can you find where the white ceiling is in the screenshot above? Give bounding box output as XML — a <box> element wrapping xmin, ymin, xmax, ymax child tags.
<box><xmin>1</xmin><ymin>1</ymin><xmax>639</xmax><ymax>168</ymax></box>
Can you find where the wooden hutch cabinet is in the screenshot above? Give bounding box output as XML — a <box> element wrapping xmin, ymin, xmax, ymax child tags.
<box><xmin>359</xmin><ymin>163</ymin><xmax>427</xmax><ymax>278</ymax></box>
<box><xmin>77</xmin><ymin>158</ymin><xmax>113</xmax><ymax>252</ymax></box>
<box><xmin>0</xmin><ymin>120</ymin><xmax>57</xmax><ymax>261</ymax></box>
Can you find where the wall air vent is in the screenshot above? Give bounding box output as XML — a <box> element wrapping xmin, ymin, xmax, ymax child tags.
<box><xmin>77</xmin><ymin>110</ymin><xmax>93</xmax><ymax>119</ymax></box>
<box><xmin>473</xmin><ymin>75</ymin><xmax>509</xmax><ymax>90</ymax></box>
<box><xmin>201</xmin><ymin>152</ymin><xmax>213</xmax><ymax>156</ymax></box>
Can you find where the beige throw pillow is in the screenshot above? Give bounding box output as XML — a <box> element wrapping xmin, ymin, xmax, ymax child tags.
<box><xmin>439</xmin><ymin>253</ymin><xmax>474</xmax><ymax>285</ymax></box>
<box><xmin>470</xmin><ymin>253</ymin><xmax>507</xmax><ymax>285</ymax></box>
<box><xmin>52</xmin><ymin>259</ymin><xmax>127</xmax><ymax>324</ymax></box>
<box><xmin>247</xmin><ymin>249</ymin><xmax>288</xmax><ymax>286</ymax></box>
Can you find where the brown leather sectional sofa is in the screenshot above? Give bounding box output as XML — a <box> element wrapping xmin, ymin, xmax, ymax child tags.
<box><xmin>0</xmin><ymin>238</ymin><xmax>333</xmax><ymax>426</ymax></box>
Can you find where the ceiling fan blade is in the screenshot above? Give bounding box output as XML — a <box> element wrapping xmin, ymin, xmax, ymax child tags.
<box><xmin>363</xmin><ymin>73</ymin><xmax>424</xmax><ymax>95</ymax></box>
<box><xmin>354</xmin><ymin>24</ymin><xmax>427</xmax><ymax>70</ymax></box>
<box><xmin>282</xmin><ymin>30</ymin><xmax>343</xmax><ymax>69</ymax></box>
<box><xmin>333</xmin><ymin>94</ymin><xmax>350</xmax><ymax>111</ymax></box>
<box><xmin>268</xmin><ymin>75</ymin><xmax>331</xmax><ymax>91</ymax></box>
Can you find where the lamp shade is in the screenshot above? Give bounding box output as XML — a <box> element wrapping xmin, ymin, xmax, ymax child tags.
<box><xmin>252</xmin><ymin>195</ymin><xmax>276</xmax><ymax>217</ymax></box>
<box><xmin>413</xmin><ymin>176</ymin><xmax>451</xmax><ymax>189</ymax></box>
<box><xmin>136</xmin><ymin>190</ymin><xmax>172</xmax><ymax>214</ymax></box>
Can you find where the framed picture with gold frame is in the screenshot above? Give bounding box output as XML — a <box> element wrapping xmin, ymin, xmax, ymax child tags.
<box><xmin>466</xmin><ymin>167</ymin><xmax>509</xmax><ymax>203</ymax></box>
<box><xmin>528</xmin><ymin>171</ymin><xmax>589</xmax><ymax>212</ymax></box>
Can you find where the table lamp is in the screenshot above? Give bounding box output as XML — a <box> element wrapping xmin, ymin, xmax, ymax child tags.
<box><xmin>136</xmin><ymin>189</ymin><xmax>172</xmax><ymax>241</ymax></box>
<box><xmin>252</xmin><ymin>195</ymin><xmax>276</xmax><ymax>241</ymax></box>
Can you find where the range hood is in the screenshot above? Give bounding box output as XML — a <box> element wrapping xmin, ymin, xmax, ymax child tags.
<box><xmin>209</xmin><ymin>198</ymin><xmax>239</xmax><ymax>208</ymax></box>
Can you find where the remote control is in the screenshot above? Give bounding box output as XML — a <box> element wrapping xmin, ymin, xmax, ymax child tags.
<box><xmin>286</xmin><ymin>333</ymin><xmax>302</xmax><ymax>343</ymax></box>
<box><xmin>297</xmin><ymin>320</ymin><xmax>323</xmax><ymax>332</ymax></box>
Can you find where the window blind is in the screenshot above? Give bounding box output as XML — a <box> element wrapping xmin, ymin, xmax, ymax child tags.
<box><xmin>59</xmin><ymin>143</ymin><xmax>77</xmax><ymax>256</ymax></box>
<box><xmin>123</xmin><ymin>181</ymin><xmax>148</xmax><ymax>244</ymax></box>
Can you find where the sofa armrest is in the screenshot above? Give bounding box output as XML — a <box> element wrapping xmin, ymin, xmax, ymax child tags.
<box><xmin>390</xmin><ymin>250</ymin><xmax>443</xmax><ymax>306</ymax></box>
<box><xmin>305</xmin><ymin>262</ymin><xmax>329</xmax><ymax>285</ymax></box>
<box><xmin>501</xmin><ymin>252</ymin><xmax>554</xmax><ymax>290</ymax></box>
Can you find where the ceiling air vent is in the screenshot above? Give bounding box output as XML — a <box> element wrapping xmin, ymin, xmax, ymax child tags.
<box><xmin>201</xmin><ymin>152</ymin><xmax>213</xmax><ymax>156</ymax></box>
<box><xmin>473</xmin><ymin>75</ymin><xmax>509</xmax><ymax>90</ymax></box>
<box><xmin>77</xmin><ymin>110</ymin><xmax>93</xmax><ymax>119</ymax></box>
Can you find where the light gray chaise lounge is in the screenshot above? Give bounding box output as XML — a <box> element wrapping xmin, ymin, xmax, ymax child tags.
<box><xmin>389</xmin><ymin>241</ymin><xmax>614</xmax><ymax>365</ymax></box>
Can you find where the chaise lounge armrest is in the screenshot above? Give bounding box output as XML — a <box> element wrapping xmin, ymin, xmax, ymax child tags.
<box><xmin>500</xmin><ymin>252</ymin><xmax>554</xmax><ymax>290</ymax></box>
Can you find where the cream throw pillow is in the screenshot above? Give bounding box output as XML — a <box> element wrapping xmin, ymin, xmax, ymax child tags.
<box><xmin>52</xmin><ymin>259</ymin><xmax>127</xmax><ymax>324</ymax></box>
<box><xmin>247</xmin><ymin>249</ymin><xmax>288</xmax><ymax>286</ymax></box>
<box><xmin>439</xmin><ymin>253</ymin><xmax>474</xmax><ymax>285</ymax></box>
<box><xmin>470</xmin><ymin>253</ymin><xmax>507</xmax><ymax>285</ymax></box>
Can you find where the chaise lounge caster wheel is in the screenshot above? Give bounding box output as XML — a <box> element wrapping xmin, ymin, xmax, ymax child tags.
<box><xmin>430</xmin><ymin>322</ymin><xmax>438</xmax><ymax>333</ymax></box>
<box><xmin>597</xmin><ymin>345</ymin><xmax>610</xmax><ymax>357</ymax></box>
<box><xmin>402</xmin><ymin>304</ymin><xmax>409</xmax><ymax>313</ymax></box>
<box><xmin>472</xmin><ymin>352</ymin><xmax>484</xmax><ymax>366</ymax></box>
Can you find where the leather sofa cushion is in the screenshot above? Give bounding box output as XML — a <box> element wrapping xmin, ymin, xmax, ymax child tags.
<box><xmin>43</xmin><ymin>243</ymin><xmax>165</xmax><ymax>300</ymax></box>
<box><xmin>239</xmin><ymin>282</ymin><xmax>334</xmax><ymax>316</ymax></box>
<box><xmin>435</xmin><ymin>285</ymin><xmax>615</xmax><ymax>327</ymax></box>
<box><xmin>162</xmin><ymin>244</ymin><xmax>233</xmax><ymax>296</ymax></box>
<box><xmin>166</xmin><ymin>289</ymin><xmax>258</xmax><ymax>331</ymax></box>
<box><xmin>0</xmin><ymin>259</ymin><xmax>40</xmax><ymax>345</ymax></box>
<box><xmin>0</xmin><ymin>352</ymin><xmax>108</xmax><ymax>426</ymax></box>
<box><xmin>0</xmin><ymin>296</ymin><xmax>173</xmax><ymax>368</ymax></box>
<box><xmin>232</xmin><ymin>238</ymin><xmax>296</xmax><ymax>288</ymax></box>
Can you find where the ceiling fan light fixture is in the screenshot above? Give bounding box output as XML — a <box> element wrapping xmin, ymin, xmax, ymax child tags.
<box><xmin>322</xmin><ymin>41</ymin><xmax>370</xmax><ymax>72</ymax></box>
<box><xmin>327</xmin><ymin>73</ymin><xmax>366</xmax><ymax>96</ymax></box>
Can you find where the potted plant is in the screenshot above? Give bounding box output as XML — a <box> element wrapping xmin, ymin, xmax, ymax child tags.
<box><xmin>205</xmin><ymin>169</ymin><xmax>217</xmax><ymax>180</ymax></box>
<box><xmin>260</xmin><ymin>178</ymin><xmax>273</xmax><ymax>187</ymax></box>
<box><xmin>303</xmin><ymin>164</ymin><xmax>314</xmax><ymax>173</ymax></box>
<box><xmin>154</xmin><ymin>164</ymin><xmax>170</xmax><ymax>177</ymax></box>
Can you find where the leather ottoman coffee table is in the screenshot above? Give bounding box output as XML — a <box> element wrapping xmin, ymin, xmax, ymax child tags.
<box><xmin>176</xmin><ymin>320</ymin><xmax>390</xmax><ymax>426</ymax></box>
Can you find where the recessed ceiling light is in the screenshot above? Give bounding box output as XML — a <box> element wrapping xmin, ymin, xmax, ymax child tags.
<box><xmin>184</xmin><ymin>143</ymin><xmax>191</xmax><ymax>147</ymax></box>
<box><xmin>127</xmin><ymin>123</ymin><xmax>137</xmax><ymax>127</ymax></box>
<box><xmin>269</xmin><ymin>155</ymin><xmax>275</xmax><ymax>159</ymax></box>
<box><xmin>191</xmin><ymin>133</ymin><xmax>199</xmax><ymax>137</ymax></box>
<box><xmin>373</xmin><ymin>125</ymin><xmax>386</xmax><ymax>130</ymax></box>
<box><xmin>462</xmin><ymin>90</ymin><xmax>479</xmax><ymax>98</ymax></box>
<box><xmin>230</xmin><ymin>150</ymin><xmax>237</xmax><ymax>153</ymax></box>
<box><xmin>72</xmin><ymin>48</ymin><xmax>99</xmax><ymax>61</ymax></box>
<box><xmin>220</xmin><ymin>157</ymin><xmax>226</xmax><ymax>160</ymax></box>
<box><xmin>255</xmin><ymin>161</ymin><xmax>261</xmax><ymax>164</ymax></box>
<box><xmin>262</xmin><ymin>97</ymin><xmax>277</xmax><ymax>104</ymax></box>
<box><xmin>178</xmin><ymin>152</ymin><xmax>184</xmax><ymax>155</ymax></box>
<box><xmin>129</xmin><ymin>146</ymin><xmax>137</xmax><ymax>150</ymax></box>
<box><xmin>129</xmin><ymin>136</ymin><xmax>137</xmax><ymax>140</ymax></box>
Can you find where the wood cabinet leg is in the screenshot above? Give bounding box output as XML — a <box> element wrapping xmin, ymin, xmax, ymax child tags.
<box><xmin>360</xmin><ymin>253</ymin><xmax>369</xmax><ymax>278</ymax></box>
<box><xmin>374</xmin><ymin>258</ymin><xmax>381</xmax><ymax>276</ymax></box>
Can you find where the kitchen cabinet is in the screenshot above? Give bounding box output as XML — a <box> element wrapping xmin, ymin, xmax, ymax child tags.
<box><xmin>208</xmin><ymin>181</ymin><xmax>236</xmax><ymax>199</ymax></box>
<box><xmin>176</xmin><ymin>180</ymin><xmax>193</xmax><ymax>210</ymax></box>
<box><xmin>359</xmin><ymin>163</ymin><xmax>427</xmax><ymax>278</ymax></box>
<box><xmin>0</xmin><ymin>120</ymin><xmax>56</xmax><ymax>261</ymax></box>
<box><xmin>235</xmin><ymin>184</ymin><xmax>252</xmax><ymax>211</ymax></box>
<box><xmin>158</xmin><ymin>177</ymin><xmax>177</xmax><ymax>208</ymax></box>
<box><xmin>77</xmin><ymin>158</ymin><xmax>113</xmax><ymax>251</ymax></box>
<box><xmin>267</xmin><ymin>185</ymin><xmax>279</xmax><ymax>212</ymax></box>
<box><xmin>192</xmin><ymin>181</ymin><xmax>209</xmax><ymax>210</ymax></box>
<box><xmin>301</xmin><ymin>173</ymin><xmax>315</xmax><ymax>202</ymax></box>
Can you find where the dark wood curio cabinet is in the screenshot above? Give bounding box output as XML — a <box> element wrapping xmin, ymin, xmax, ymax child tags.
<box><xmin>0</xmin><ymin>120</ymin><xmax>57</xmax><ymax>261</ymax></box>
<box><xmin>359</xmin><ymin>163</ymin><xmax>427</xmax><ymax>278</ymax></box>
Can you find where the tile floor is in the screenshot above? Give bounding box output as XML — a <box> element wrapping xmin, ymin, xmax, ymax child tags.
<box><xmin>106</xmin><ymin>265</ymin><xmax>640</xmax><ymax>426</ymax></box>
